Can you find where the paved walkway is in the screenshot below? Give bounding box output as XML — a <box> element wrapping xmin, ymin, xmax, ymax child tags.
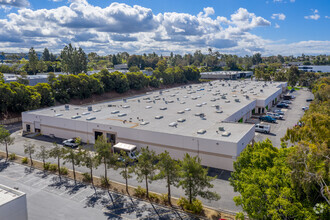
<box><xmin>0</xmin><ymin>159</ymin><xmax>199</xmax><ymax>220</ymax></box>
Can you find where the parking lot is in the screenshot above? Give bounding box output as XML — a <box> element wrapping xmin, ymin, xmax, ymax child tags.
<box><xmin>0</xmin><ymin>159</ymin><xmax>199</xmax><ymax>220</ymax></box>
<box><xmin>254</xmin><ymin>88</ymin><xmax>313</xmax><ymax>147</ymax></box>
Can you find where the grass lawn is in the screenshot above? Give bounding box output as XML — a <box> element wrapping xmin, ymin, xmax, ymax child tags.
<box><xmin>287</xmin><ymin>86</ymin><xmax>301</xmax><ymax>90</ymax></box>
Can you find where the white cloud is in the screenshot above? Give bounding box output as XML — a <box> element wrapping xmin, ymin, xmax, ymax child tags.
<box><xmin>304</xmin><ymin>9</ymin><xmax>320</xmax><ymax>20</ymax></box>
<box><xmin>0</xmin><ymin>1</ymin><xmax>328</xmax><ymax>56</ymax></box>
<box><xmin>325</xmin><ymin>16</ymin><xmax>330</xmax><ymax>19</ymax></box>
<box><xmin>275</xmin><ymin>23</ymin><xmax>280</xmax><ymax>28</ymax></box>
<box><xmin>0</xmin><ymin>0</ymin><xmax>29</xmax><ymax>8</ymax></box>
<box><xmin>271</xmin><ymin>13</ymin><xmax>286</xmax><ymax>20</ymax></box>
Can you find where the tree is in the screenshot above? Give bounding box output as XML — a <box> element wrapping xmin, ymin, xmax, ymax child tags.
<box><xmin>34</xmin><ymin>83</ymin><xmax>54</xmax><ymax>106</ymax></box>
<box><xmin>116</xmin><ymin>150</ymin><xmax>134</xmax><ymax>193</ymax></box>
<box><xmin>252</xmin><ymin>53</ymin><xmax>262</xmax><ymax>65</ymax></box>
<box><xmin>95</xmin><ymin>135</ymin><xmax>115</xmax><ymax>186</ymax></box>
<box><xmin>48</xmin><ymin>143</ymin><xmax>65</xmax><ymax>177</ymax></box>
<box><xmin>60</xmin><ymin>44</ymin><xmax>87</xmax><ymax>74</ymax></box>
<box><xmin>36</xmin><ymin>145</ymin><xmax>48</xmax><ymax>168</ymax></box>
<box><xmin>133</xmin><ymin>146</ymin><xmax>157</xmax><ymax>198</ymax></box>
<box><xmin>63</xmin><ymin>147</ymin><xmax>81</xmax><ymax>184</ymax></box>
<box><xmin>154</xmin><ymin>151</ymin><xmax>181</xmax><ymax>205</ymax></box>
<box><xmin>0</xmin><ymin>126</ymin><xmax>15</xmax><ymax>160</ymax></box>
<box><xmin>179</xmin><ymin>154</ymin><xmax>220</xmax><ymax>204</ymax></box>
<box><xmin>24</xmin><ymin>142</ymin><xmax>35</xmax><ymax>166</ymax></box>
<box><xmin>37</xmin><ymin>60</ymin><xmax>48</xmax><ymax>73</ymax></box>
<box><xmin>17</xmin><ymin>72</ymin><xmax>29</xmax><ymax>85</ymax></box>
<box><xmin>81</xmin><ymin>149</ymin><xmax>99</xmax><ymax>186</ymax></box>
<box><xmin>28</xmin><ymin>47</ymin><xmax>38</xmax><ymax>75</ymax></box>
<box><xmin>42</xmin><ymin>48</ymin><xmax>51</xmax><ymax>61</ymax></box>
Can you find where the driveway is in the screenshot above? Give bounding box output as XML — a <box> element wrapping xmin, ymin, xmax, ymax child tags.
<box><xmin>254</xmin><ymin>88</ymin><xmax>313</xmax><ymax>147</ymax></box>
<box><xmin>0</xmin><ymin>159</ymin><xmax>199</xmax><ymax>220</ymax></box>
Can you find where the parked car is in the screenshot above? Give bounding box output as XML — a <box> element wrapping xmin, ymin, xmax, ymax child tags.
<box><xmin>281</xmin><ymin>100</ymin><xmax>292</xmax><ymax>104</ymax></box>
<box><xmin>273</xmin><ymin>109</ymin><xmax>284</xmax><ymax>115</ymax></box>
<box><xmin>302</xmin><ymin>106</ymin><xmax>309</xmax><ymax>111</ymax></box>
<box><xmin>277</xmin><ymin>103</ymin><xmax>289</xmax><ymax>108</ymax></box>
<box><xmin>259</xmin><ymin>115</ymin><xmax>277</xmax><ymax>123</ymax></box>
<box><xmin>255</xmin><ymin>124</ymin><xmax>271</xmax><ymax>134</ymax></box>
<box><xmin>266</xmin><ymin>112</ymin><xmax>283</xmax><ymax>120</ymax></box>
<box><xmin>62</xmin><ymin>138</ymin><xmax>79</xmax><ymax>148</ymax></box>
<box><xmin>306</xmin><ymin>98</ymin><xmax>313</xmax><ymax>102</ymax></box>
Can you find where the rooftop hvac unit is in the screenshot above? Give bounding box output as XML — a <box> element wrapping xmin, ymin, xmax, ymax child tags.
<box><xmin>55</xmin><ymin>114</ymin><xmax>63</xmax><ymax>117</ymax></box>
<box><xmin>86</xmin><ymin>117</ymin><xmax>96</xmax><ymax>121</ymax></box>
<box><xmin>140</xmin><ymin>121</ymin><xmax>149</xmax><ymax>125</ymax></box>
<box><xmin>221</xmin><ymin>131</ymin><xmax>231</xmax><ymax>137</ymax></box>
<box><xmin>111</xmin><ymin>110</ymin><xmax>120</xmax><ymax>114</ymax></box>
<box><xmin>82</xmin><ymin>112</ymin><xmax>90</xmax><ymax>116</ymax></box>
<box><xmin>118</xmin><ymin>113</ymin><xmax>127</xmax><ymax>117</ymax></box>
<box><xmin>168</xmin><ymin>100</ymin><xmax>174</xmax><ymax>103</ymax></box>
<box><xmin>65</xmin><ymin>104</ymin><xmax>69</xmax><ymax>110</ymax></box>
<box><xmin>216</xmin><ymin>110</ymin><xmax>223</xmax><ymax>113</ymax></box>
<box><xmin>122</xmin><ymin>105</ymin><xmax>130</xmax><ymax>108</ymax></box>
<box><xmin>177</xmin><ymin>118</ymin><xmax>186</xmax><ymax>123</ymax></box>
<box><xmin>221</xmin><ymin>96</ymin><xmax>226</xmax><ymax>99</ymax></box>
<box><xmin>169</xmin><ymin>122</ymin><xmax>178</xmax><ymax>127</ymax></box>
<box><xmin>93</xmin><ymin>109</ymin><xmax>101</xmax><ymax>112</ymax></box>
<box><xmin>177</xmin><ymin>110</ymin><xmax>185</xmax><ymax>114</ymax></box>
<box><xmin>216</xmin><ymin>105</ymin><xmax>220</xmax><ymax>110</ymax></box>
<box><xmin>196</xmin><ymin>104</ymin><xmax>202</xmax><ymax>107</ymax></box>
<box><xmin>197</xmin><ymin>129</ymin><xmax>206</xmax><ymax>134</ymax></box>
<box><xmin>235</xmin><ymin>99</ymin><xmax>240</xmax><ymax>102</ymax></box>
<box><xmin>225</xmin><ymin>100</ymin><xmax>230</xmax><ymax>103</ymax></box>
<box><xmin>155</xmin><ymin>115</ymin><xmax>163</xmax><ymax>119</ymax></box>
<box><xmin>71</xmin><ymin>115</ymin><xmax>81</xmax><ymax>119</ymax></box>
<box><xmin>185</xmin><ymin>108</ymin><xmax>191</xmax><ymax>111</ymax></box>
<box><xmin>160</xmin><ymin>107</ymin><xmax>167</xmax><ymax>110</ymax></box>
<box><xmin>145</xmin><ymin>106</ymin><xmax>152</xmax><ymax>109</ymax></box>
<box><xmin>219</xmin><ymin>127</ymin><xmax>225</xmax><ymax>131</ymax></box>
<box><xmin>87</xmin><ymin>106</ymin><xmax>92</xmax><ymax>111</ymax></box>
<box><xmin>180</xmin><ymin>101</ymin><xmax>186</xmax><ymax>104</ymax></box>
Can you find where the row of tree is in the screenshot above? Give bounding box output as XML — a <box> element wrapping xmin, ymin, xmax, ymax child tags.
<box><xmin>230</xmin><ymin>77</ymin><xmax>330</xmax><ymax>219</ymax></box>
<box><xmin>0</xmin><ymin>131</ymin><xmax>219</xmax><ymax>207</ymax></box>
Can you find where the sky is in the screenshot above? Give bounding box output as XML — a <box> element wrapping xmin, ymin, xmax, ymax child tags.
<box><xmin>0</xmin><ymin>0</ymin><xmax>329</xmax><ymax>56</ymax></box>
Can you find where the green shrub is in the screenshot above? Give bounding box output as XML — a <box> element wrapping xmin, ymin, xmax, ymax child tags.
<box><xmin>177</xmin><ymin>197</ymin><xmax>203</xmax><ymax>214</ymax></box>
<box><xmin>21</xmin><ymin>157</ymin><xmax>28</xmax><ymax>164</ymax></box>
<box><xmin>49</xmin><ymin>164</ymin><xmax>58</xmax><ymax>172</ymax></box>
<box><xmin>60</xmin><ymin>167</ymin><xmax>68</xmax><ymax>175</ymax></box>
<box><xmin>9</xmin><ymin>153</ymin><xmax>16</xmax><ymax>160</ymax></box>
<box><xmin>134</xmin><ymin>186</ymin><xmax>146</xmax><ymax>198</ymax></box>
<box><xmin>235</xmin><ymin>212</ymin><xmax>245</xmax><ymax>220</ymax></box>
<box><xmin>43</xmin><ymin>162</ymin><xmax>51</xmax><ymax>170</ymax></box>
<box><xmin>160</xmin><ymin>193</ymin><xmax>168</xmax><ymax>205</ymax></box>
<box><xmin>149</xmin><ymin>192</ymin><xmax>159</xmax><ymax>203</ymax></box>
<box><xmin>100</xmin><ymin>176</ymin><xmax>110</xmax><ymax>187</ymax></box>
<box><xmin>82</xmin><ymin>172</ymin><xmax>91</xmax><ymax>182</ymax></box>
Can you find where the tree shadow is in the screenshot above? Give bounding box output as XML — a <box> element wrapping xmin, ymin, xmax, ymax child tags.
<box><xmin>0</xmin><ymin>160</ymin><xmax>10</xmax><ymax>172</ymax></box>
<box><xmin>84</xmin><ymin>189</ymin><xmax>107</xmax><ymax>208</ymax></box>
<box><xmin>24</xmin><ymin>167</ymin><xmax>35</xmax><ymax>175</ymax></box>
<box><xmin>35</xmin><ymin>170</ymin><xmax>49</xmax><ymax>179</ymax></box>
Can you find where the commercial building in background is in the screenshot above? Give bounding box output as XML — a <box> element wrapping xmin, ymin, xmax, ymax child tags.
<box><xmin>0</xmin><ymin>184</ymin><xmax>28</xmax><ymax>220</ymax></box>
<box><xmin>22</xmin><ymin>80</ymin><xmax>287</xmax><ymax>171</ymax></box>
<box><xmin>200</xmin><ymin>71</ymin><xmax>253</xmax><ymax>80</ymax></box>
<box><xmin>297</xmin><ymin>65</ymin><xmax>330</xmax><ymax>73</ymax></box>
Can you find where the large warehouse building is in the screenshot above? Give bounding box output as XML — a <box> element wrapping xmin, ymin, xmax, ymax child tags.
<box><xmin>22</xmin><ymin>80</ymin><xmax>287</xmax><ymax>171</ymax></box>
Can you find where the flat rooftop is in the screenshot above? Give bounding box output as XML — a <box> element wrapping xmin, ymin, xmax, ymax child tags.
<box><xmin>0</xmin><ymin>184</ymin><xmax>25</xmax><ymax>206</ymax></box>
<box><xmin>201</xmin><ymin>71</ymin><xmax>253</xmax><ymax>76</ymax></box>
<box><xmin>26</xmin><ymin>80</ymin><xmax>285</xmax><ymax>142</ymax></box>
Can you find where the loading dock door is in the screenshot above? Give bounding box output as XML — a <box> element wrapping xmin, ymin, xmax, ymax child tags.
<box><xmin>94</xmin><ymin>131</ymin><xmax>103</xmax><ymax>141</ymax></box>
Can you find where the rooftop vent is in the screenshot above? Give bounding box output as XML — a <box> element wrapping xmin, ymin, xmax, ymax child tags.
<box><xmin>55</xmin><ymin>114</ymin><xmax>63</xmax><ymax>117</ymax></box>
<box><xmin>143</xmin><ymin>97</ymin><xmax>150</xmax><ymax>100</ymax></box>
<box><xmin>225</xmin><ymin>100</ymin><xmax>230</xmax><ymax>103</ymax></box>
<box><xmin>235</xmin><ymin>99</ymin><xmax>240</xmax><ymax>102</ymax></box>
<box><xmin>87</xmin><ymin>106</ymin><xmax>92</xmax><ymax>111</ymax></box>
<box><xmin>195</xmin><ymin>113</ymin><xmax>205</xmax><ymax>117</ymax></box>
<box><xmin>155</xmin><ymin>97</ymin><xmax>161</xmax><ymax>100</ymax></box>
<box><xmin>221</xmin><ymin>96</ymin><xmax>226</xmax><ymax>99</ymax></box>
<box><xmin>168</xmin><ymin>100</ymin><xmax>174</xmax><ymax>103</ymax></box>
<box><xmin>82</xmin><ymin>112</ymin><xmax>90</xmax><ymax>116</ymax></box>
<box><xmin>140</xmin><ymin>121</ymin><xmax>150</xmax><ymax>125</ymax></box>
<box><xmin>202</xmin><ymin>102</ymin><xmax>207</xmax><ymax>105</ymax></box>
<box><xmin>177</xmin><ymin>118</ymin><xmax>186</xmax><ymax>123</ymax></box>
<box><xmin>219</xmin><ymin>127</ymin><xmax>225</xmax><ymax>131</ymax></box>
<box><xmin>177</xmin><ymin>110</ymin><xmax>185</xmax><ymax>114</ymax></box>
<box><xmin>71</xmin><ymin>115</ymin><xmax>81</xmax><ymax>119</ymax></box>
<box><xmin>216</xmin><ymin>110</ymin><xmax>223</xmax><ymax>113</ymax></box>
<box><xmin>180</xmin><ymin>102</ymin><xmax>186</xmax><ymax>104</ymax></box>
<box><xmin>65</xmin><ymin>104</ymin><xmax>69</xmax><ymax>110</ymax></box>
<box><xmin>122</xmin><ymin>105</ymin><xmax>130</xmax><ymax>108</ymax></box>
<box><xmin>155</xmin><ymin>115</ymin><xmax>163</xmax><ymax>119</ymax></box>
<box><xmin>118</xmin><ymin>113</ymin><xmax>127</xmax><ymax>117</ymax></box>
<box><xmin>185</xmin><ymin>108</ymin><xmax>191</xmax><ymax>111</ymax></box>
<box><xmin>183</xmin><ymin>96</ymin><xmax>188</xmax><ymax>98</ymax></box>
<box><xmin>146</xmin><ymin>100</ymin><xmax>152</xmax><ymax>103</ymax></box>
<box><xmin>196</xmin><ymin>104</ymin><xmax>202</xmax><ymax>107</ymax></box>
<box><xmin>191</xmin><ymin>97</ymin><xmax>197</xmax><ymax>100</ymax></box>
<box><xmin>210</xmin><ymin>99</ymin><xmax>216</xmax><ymax>102</ymax></box>
<box><xmin>86</xmin><ymin>116</ymin><xmax>96</xmax><ymax>121</ymax></box>
<box><xmin>169</xmin><ymin>122</ymin><xmax>178</xmax><ymax>127</ymax></box>
<box><xmin>93</xmin><ymin>109</ymin><xmax>101</xmax><ymax>112</ymax></box>
<box><xmin>160</xmin><ymin>107</ymin><xmax>167</xmax><ymax>110</ymax></box>
<box><xmin>197</xmin><ymin>129</ymin><xmax>206</xmax><ymax>134</ymax></box>
<box><xmin>222</xmin><ymin>131</ymin><xmax>231</xmax><ymax>137</ymax></box>
<box><xmin>145</xmin><ymin>106</ymin><xmax>152</xmax><ymax>109</ymax></box>
<box><xmin>111</xmin><ymin>110</ymin><xmax>120</xmax><ymax>114</ymax></box>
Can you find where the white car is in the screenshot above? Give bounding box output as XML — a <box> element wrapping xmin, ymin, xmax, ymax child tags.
<box><xmin>302</xmin><ymin>106</ymin><xmax>309</xmax><ymax>111</ymax></box>
<box><xmin>255</xmin><ymin>124</ymin><xmax>270</xmax><ymax>134</ymax></box>
<box><xmin>266</xmin><ymin>112</ymin><xmax>283</xmax><ymax>120</ymax></box>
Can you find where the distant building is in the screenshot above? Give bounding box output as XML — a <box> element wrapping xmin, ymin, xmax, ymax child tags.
<box><xmin>4</xmin><ymin>74</ymin><xmax>48</xmax><ymax>86</ymax></box>
<box><xmin>0</xmin><ymin>184</ymin><xmax>28</xmax><ymax>220</ymax></box>
<box><xmin>200</xmin><ymin>71</ymin><xmax>253</xmax><ymax>80</ymax></box>
<box><xmin>114</xmin><ymin>64</ymin><xmax>128</xmax><ymax>70</ymax></box>
<box><xmin>297</xmin><ymin>65</ymin><xmax>330</xmax><ymax>73</ymax></box>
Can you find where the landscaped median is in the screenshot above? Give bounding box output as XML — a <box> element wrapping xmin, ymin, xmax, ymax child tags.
<box><xmin>0</xmin><ymin>150</ymin><xmax>237</xmax><ymax>220</ymax></box>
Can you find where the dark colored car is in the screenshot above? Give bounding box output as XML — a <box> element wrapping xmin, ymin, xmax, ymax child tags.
<box><xmin>277</xmin><ymin>103</ymin><xmax>289</xmax><ymax>108</ymax></box>
<box><xmin>62</xmin><ymin>138</ymin><xmax>79</xmax><ymax>148</ymax></box>
<box><xmin>259</xmin><ymin>115</ymin><xmax>277</xmax><ymax>123</ymax></box>
<box><xmin>306</xmin><ymin>98</ymin><xmax>313</xmax><ymax>102</ymax></box>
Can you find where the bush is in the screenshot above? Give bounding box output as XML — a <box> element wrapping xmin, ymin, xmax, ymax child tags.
<box><xmin>177</xmin><ymin>197</ymin><xmax>203</xmax><ymax>214</ymax></box>
<box><xmin>160</xmin><ymin>193</ymin><xmax>168</xmax><ymax>205</ymax></box>
<box><xmin>149</xmin><ymin>192</ymin><xmax>159</xmax><ymax>203</ymax></box>
<box><xmin>235</xmin><ymin>212</ymin><xmax>245</xmax><ymax>220</ymax></box>
<box><xmin>60</xmin><ymin>167</ymin><xmax>68</xmax><ymax>175</ymax></box>
<box><xmin>9</xmin><ymin>153</ymin><xmax>16</xmax><ymax>160</ymax></box>
<box><xmin>134</xmin><ymin>186</ymin><xmax>146</xmax><ymax>198</ymax></box>
<box><xmin>49</xmin><ymin>164</ymin><xmax>58</xmax><ymax>172</ymax></box>
<box><xmin>43</xmin><ymin>162</ymin><xmax>51</xmax><ymax>170</ymax></box>
<box><xmin>82</xmin><ymin>172</ymin><xmax>91</xmax><ymax>183</ymax></box>
<box><xmin>21</xmin><ymin>157</ymin><xmax>28</xmax><ymax>164</ymax></box>
<box><xmin>100</xmin><ymin>176</ymin><xmax>110</xmax><ymax>188</ymax></box>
